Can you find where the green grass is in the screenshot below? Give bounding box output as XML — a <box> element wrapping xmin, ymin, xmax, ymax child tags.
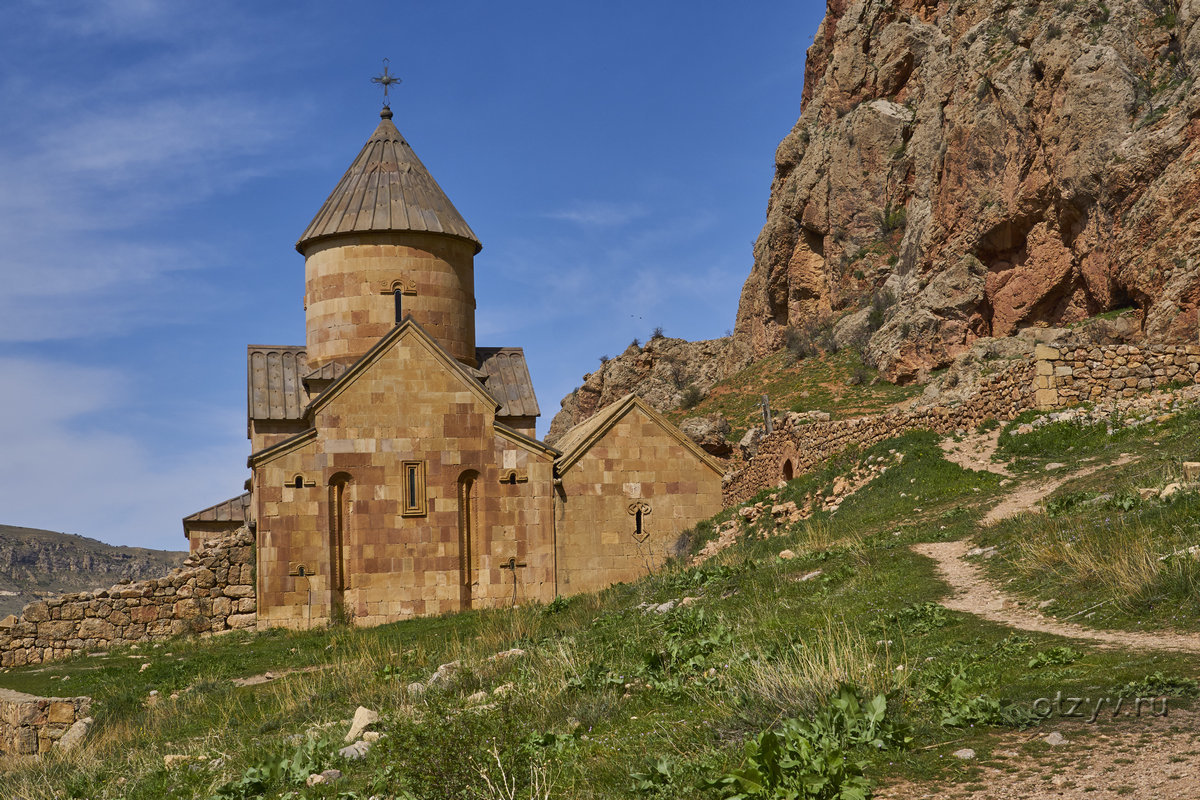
<box><xmin>978</xmin><ymin>408</ymin><xmax>1200</xmax><ymax>632</ymax></box>
<box><xmin>2</xmin><ymin>411</ymin><xmax>1199</xmax><ymax>799</ymax></box>
<box><xmin>666</xmin><ymin>349</ymin><xmax>921</xmax><ymax>439</ymax></box>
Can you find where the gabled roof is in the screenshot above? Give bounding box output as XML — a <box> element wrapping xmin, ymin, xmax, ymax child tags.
<box><xmin>476</xmin><ymin>347</ymin><xmax>540</xmax><ymax>418</ymax></box>
<box><xmin>306</xmin><ymin>316</ymin><xmax>499</xmax><ymax>418</ymax></box>
<box><xmin>296</xmin><ymin>108</ymin><xmax>481</xmax><ymax>254</ymax></box>
<box><xmin>248</xmin><ymin>345</ymin><xmax>308</xmax><ymax>422</ymax></box>
<box><xmin>182</xmin><ymin>493</ymin><xmax>251</xmax><ymax>536</ymax></box>
<box><xmin>495</xmin><ymin>423</ymin><xmax>559</xmax><ymax>459</ymax></box>
<box><xmin>554</xmin><ymin>394</ymin><xmax>727</xmax><ymax>477</ymax></box>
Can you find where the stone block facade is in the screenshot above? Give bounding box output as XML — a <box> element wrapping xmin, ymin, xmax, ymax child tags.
<box><xmin>304</xmin><ymin>233</ymin><xmax>478</xmax><ymax>370</ymax></box>
<box><xmin>251</xmin><ymin>323</ymin><xmax>559</xmax><ymax>629</ymax></box>
<box><xmin>0</xmin><ymin>530</ymin><xmax>255</xmax><ymax>668</ymax></box>
<box><xmin>556</xmin><ymin>402</ymin><xmax>725</xmax><ymax>595</ymax></box>
<box><xmin>0</xmin><ymin>689</ymin><xmax>91</xmax><ymax>755</ymax></box>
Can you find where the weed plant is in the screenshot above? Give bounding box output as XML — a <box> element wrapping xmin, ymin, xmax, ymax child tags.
<box><xmin>3</xmin><ymin>418</ymin><xmax>1200</xmax><ymax>798</ymax></box>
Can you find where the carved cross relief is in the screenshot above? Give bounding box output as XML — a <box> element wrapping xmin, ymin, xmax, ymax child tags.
<box><xmin>628</xmin><ymin>501</ymin><xmax>652</xmax><ymax>543</ymax></box>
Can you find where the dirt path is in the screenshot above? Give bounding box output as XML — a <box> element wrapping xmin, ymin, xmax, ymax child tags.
<box><xmin>877</xmin><ymin>708</ymin><xmax>1200</xmax><ymax>799</ymax></box>
<box><xmin>980</xmin><ymin>456</ymin><xmax>1134</xmax><ymax>526</ymax></box>
<box><xmin>940</xmin><ymin>428</ymin><xmax>1009</xmax><ymax>476</ymax></box>
<box><xmin>911</xmin><ymin>540</ymin><xmax>1200</xmax><ymax>654</ymax></box>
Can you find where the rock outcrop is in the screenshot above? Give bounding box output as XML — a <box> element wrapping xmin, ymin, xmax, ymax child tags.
<box><xmin>546</xmin><ymin>336</ymin><xmax>739</xmax><ymax>444</ymax></box>
<box><xmin>735</xmin><ymin>0</ymin><xmax>1200</xmax><ymax>382</ymax></box>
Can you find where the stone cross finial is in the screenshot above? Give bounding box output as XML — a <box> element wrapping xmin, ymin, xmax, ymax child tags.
<box><xmin>371</xmin><ymin>58</ymin><xmax>401</xmax><ymax>107</ymax></box>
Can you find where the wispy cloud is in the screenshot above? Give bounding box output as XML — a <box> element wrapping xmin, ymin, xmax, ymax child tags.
<box><xmin>0</xmin><ymin>4</ymin><xmax>289</xmax><ymax>344</ymax></box>
<box><xmin>544</xmin><ymin>201</ymin><xmax>647</xmax><ymax>227</ymax></box>
<box><xmin>0</xmin><ymin>358</ymin><xmax>245</xmax><ymax>549</ymax></box>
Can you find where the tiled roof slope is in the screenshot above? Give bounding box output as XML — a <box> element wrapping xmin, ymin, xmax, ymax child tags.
<box><xmin>303</xmin><ymin>362</ymin><xmax>348</xmax><ymax>383</ymax></box>
<box><xmin>296</xmin><ymin>109</ymin><xmax>481</xmax><ymax>253</ymax></box>
<box><xmin>476</xmin><ymin>347</ymin><xmax>540</xmax><ymax>418</ymax></box>
<box><xmin>183</xmin><ymin>492</ymin><xmax>251</xmax><ymax>523</ymax></box>
<box><xmin>247</xmin><ymin>346</ymin><xmax>308</xmax><ymax>421</ymax></box>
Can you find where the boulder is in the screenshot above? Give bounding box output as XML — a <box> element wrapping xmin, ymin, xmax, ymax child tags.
<box><xmin>678</xmin><ymin>414</ymin><xmax>734</xmax><ymax>457</ymax></box>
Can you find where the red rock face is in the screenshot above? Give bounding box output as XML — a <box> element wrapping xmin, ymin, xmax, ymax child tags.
<box><xmin>735</xmin><ymin>0</ymin><xmax>1200</xmax><ymax>382</ymax></box>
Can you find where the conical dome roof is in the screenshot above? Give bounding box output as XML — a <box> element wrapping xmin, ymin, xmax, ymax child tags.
<box><xmin>296</xmin><ymin>108</ymin><xmax>481</xmax><ymax>253</ymax></box>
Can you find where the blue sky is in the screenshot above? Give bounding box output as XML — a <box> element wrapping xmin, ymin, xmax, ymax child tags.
<box><xmin>0</xmin><ymin>0</ymin><xmax>825</xmax><ymax>550</ymax></box>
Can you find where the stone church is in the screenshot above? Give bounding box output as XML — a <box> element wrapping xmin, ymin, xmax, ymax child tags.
<box><xmin>183</xmin><ymin>104</ymin><xmax>725</xmax><ymax>629</ymax></box>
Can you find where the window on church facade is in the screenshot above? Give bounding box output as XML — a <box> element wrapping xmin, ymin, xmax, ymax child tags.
<box><xmin>328</xmin><ymin>473</ymin><xmax>352</xmax><ymax>596</ymax></box>
<box><xmin>402</xmin><ymin>461</ymin><xmax>427</xmax><ymax>516</ymax></box>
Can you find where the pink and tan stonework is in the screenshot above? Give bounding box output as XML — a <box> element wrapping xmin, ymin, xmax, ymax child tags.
<box><xmin>303</xmin><ymin>233</ymin><xmax>478</xmax><ymax>370</ymax></box>
<box><xmin>0</xmin><ymin>531</ymin><xmax>255</xmax><ymax>668</ymax></box>
<box><xmin>0</xmin><ymin>689</ymin><xmax>91</xmax><ymax>755</ymax></box>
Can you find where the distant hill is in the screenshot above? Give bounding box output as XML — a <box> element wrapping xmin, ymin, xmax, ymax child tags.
<box><xmin>0</xmin><ymin>525</ymin><xmax>187</xmax><ymax>618</ymax></box>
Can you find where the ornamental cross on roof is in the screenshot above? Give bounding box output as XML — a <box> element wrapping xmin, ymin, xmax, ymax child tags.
<box><xmin>371</xmin><ymin>59</ymin><xmax>402</xmax><ymax>107</ymax></box>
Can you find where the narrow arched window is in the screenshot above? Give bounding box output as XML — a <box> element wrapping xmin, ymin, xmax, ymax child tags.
<box><xmin>458</xmin><ymin>470</ymin><xmax>480</xmax><ymax>610</ymax></box>
<box><xmin>291</xmin><ymin>475</ymin><xmax>305</xmax><ymax>489</ymax></box>
<box><xmin>328</xmin><ymin>472</ymin><xmax>352</xmax><ymax>596</ymax></box>
<box><xmin>394</xmin><ymin>288</ymin><xmax>404</xmax><ymax>323</ymax></box>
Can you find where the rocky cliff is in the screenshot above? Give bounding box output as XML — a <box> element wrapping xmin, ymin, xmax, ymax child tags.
<box><xmin>735</xmin><ymin>0</ymin><xmax>1200</xmax><ymax>382</ymax></box>
<box><xmin>0</xmin><ymin>525</ymin><xmax>186</xmax><ymax>618</ymax></box>
<box><xmin>546</xmin><ymin>336</ymin><xmax>737</xmax><ymax>444</ymax></box>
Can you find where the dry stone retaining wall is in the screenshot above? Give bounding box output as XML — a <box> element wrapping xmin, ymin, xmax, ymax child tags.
<box><xmin>1034</xmin><ymin>342</ymin><xmax>1200</xmax><ymax>408</ymax></box>
<box><xmin>0</xmin><ymin>688</ymin><xmax>90</xmax><ymax>755</ymax></box>
<box><xmin>724</xmin><ymin>360</ymin><xmax>1036</xmax><ymax>505</ymax></box>
<box><xmin>724</xmin><ymin>340</ymin><xmax>1200</xmax><ymax>506</ymax></box>
<box><xmin>0</xmin><ymin>529</ymin><xmax>255</xmax><ymax>668</ymax></box>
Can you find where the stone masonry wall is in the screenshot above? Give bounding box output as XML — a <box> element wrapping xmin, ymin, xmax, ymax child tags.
<box><xmin>0</xmin><ymin>529</ymin><xmax>255</xmax><ymax>668</ymax></box>
<box><xmin>0</xmin><ymin>689</ymin><xmax>91</xmax><ymax>755</ymax></box>
<box><xmin>1033</xmin><ymin>342</ymin><xmax>1200</xmax><ymax>409</ymax></box>
<box><xmin>725</xmin><ymin>340</ymin><xmax>1200</xmax><ymax>505</ymax></box>
<box><xmin>723</xmin><ymin>360</ymin><xmax>1037</xmax><ymax>506</ymax></box>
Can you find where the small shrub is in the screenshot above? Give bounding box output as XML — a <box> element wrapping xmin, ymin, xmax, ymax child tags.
<box><xmin>542</xmin><ymin>595</ymin><xmax>570</xmax><ymax>615</ymax></box>
<box><xmin>651</xmin><ymin>326</ymin><xmax>665</xmax><ymax>340</ymax></box>
<box><xmin>1113</xmin><ymin>672</ymin><xmax>1200</xmax><ymax>699</ymax></box>
<box><xmin>1028</xmin><ymin>646</ymin><xmax>1082</xmax><ymax>669</ymax></box>
<box><xmin>785</xmin><ymin>326</ymin><xmax>820</xmax><ymax>362</ymax></box>
<box><xmin>866</xmin><ymin>290</ymin><xmax>896</xmax><ymax>332</ymax></box>
<box><xmin>679</xmin><ymin>385</ymin><xmax>704</xmax><ymax>410</ymax></box>
<box><xmin>712</xmin><ymin>685</ymin><xmax>909</xmax><ymax>799</ymax></box>
<box><xmin>877</xmin><ymin>204</ymin><xmax>907</xmax><ymax>235</ymax></box>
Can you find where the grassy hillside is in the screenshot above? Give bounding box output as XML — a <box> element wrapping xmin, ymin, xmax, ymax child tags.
<box><xmin>0</xmin><ymin>525</ymin><xmax>187</xmax><ymax>618</ymax></box>
<box><xmin>1</xmin><ymin>406</ymin><xmax>1198</xmax><ymax>799</ymax></box>
<box><xmin>666</xmin><ymin>349</ymin><xmax>922</xmax><ymax>440</ymax></box>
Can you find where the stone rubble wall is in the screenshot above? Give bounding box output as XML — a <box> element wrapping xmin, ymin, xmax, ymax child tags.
<box><xmin>1033</xmin><ymin>342</ymin><xmax>1200</xmax><ymax>409</ymax></box>
<box><xmin>723</xmin><ymin>360</ymin><xmax>1036</xmax><ymax>505</ymax></box>
<box><xmin>0</xmin><ymin>529</ymin><xmax>256</xmax><ymax>668</ymax></box>
<box><xmin>723</xmin><ymin>341</ymin><xmax>1200</xmax><ymax>506</ymax></box>
<box><xmin>0</xmin><ymin>688</ymin><xmax>90</xmax><ymax>755</ymax></box>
